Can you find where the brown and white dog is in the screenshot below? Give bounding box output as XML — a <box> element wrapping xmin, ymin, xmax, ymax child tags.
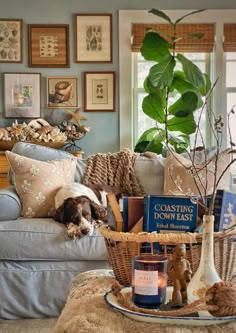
<box><xmin>53</xmin><ymin>183</ymin><xmax>120</xmax><ymax>239</ymax></box>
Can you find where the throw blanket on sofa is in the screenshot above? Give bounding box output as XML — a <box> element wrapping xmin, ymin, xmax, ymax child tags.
<box><xmin>83</xmin><ymin>148</ymin><xmax>144</xmax><ymax>196</ymax></box>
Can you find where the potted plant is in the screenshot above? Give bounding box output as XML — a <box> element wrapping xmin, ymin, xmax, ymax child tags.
<box><xmin>134</xmin><ymin>9</ymin><xmax>211</xmax><ymax>156</ymax></box>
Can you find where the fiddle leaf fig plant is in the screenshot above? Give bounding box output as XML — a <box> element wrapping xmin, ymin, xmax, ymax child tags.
<box><xmin>134</xmin><ymin>9</ymin><xmax>212</xmax><ymax>156</ymax></box>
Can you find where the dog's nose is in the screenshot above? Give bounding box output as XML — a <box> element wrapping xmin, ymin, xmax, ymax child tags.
<box><xmin>81</xmin><ymin>227</ymin><xmax>90</xmax><ymax>235</ymax></box>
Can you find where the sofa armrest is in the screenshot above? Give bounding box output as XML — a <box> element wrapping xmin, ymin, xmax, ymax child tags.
<box><xmin>0</xmin><ymin>186</ymin><xmax>21</xmax><ymax>221</ymax></box>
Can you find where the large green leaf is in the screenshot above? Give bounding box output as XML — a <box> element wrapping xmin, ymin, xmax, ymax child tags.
<box><xmin>143</xmin><ymin>78</ymin><xmax>166</xmax><ymax>106</ymax></box>
<box><xmin>134</xmin><ymin>140</ymin><xmax>151</xmax><ymax>153</ymax></box>
<box><xmin>168</xmin><ymin>91</ymin><xmax>198</xmax><ymax>116</ymax></box>
<box><xmin>184</xmin><ymin>33</ymin><xmax>204</xmax><ymax>39</ymax></box>
<box><xmin>176</xmin><ymin>53</ymin><xmax>206</xmax><ymax>87</ymax></box>
<box><xmin>144</xmin><ymin>136</ymin><xmax>164</xmax><ymax>154</ymax></box>
<box><xmin>148</xmin><ymin>9</ymin><xmax>173</xmax><ymax>25</ymax></box>
<box><xmin>199</xmin><ymin>73</ymin><xmax>212</xmax><ymax>96</ymax></box>
<box><xmin>142</xmin><ymin>94</ymin><xmax>165</xmax><ymax>123</ymax></box>
<box><xmin>135</xmin><ymin>127</ymin><xmax>159</xmax><ymax>143</ymax></box>
<box><xmin>141</xmin><ymin>31</ymin><xmax>171</xmax><ymax>62</ymax></box>
<box><xmin>168</xmin><ymin>133</ymin><xmax>190</xmax><ymax>152</ymax></box>
<box><xmin>171</xmin><ymin>73</ymin><xmax>203</xmax><ymax>108</ymax></box>
<box><xmin>149</xmin><ymin>55</ymin><xmax>176</xmax><ymax>88</ymax></box>
<box><xmin>134</xmin><ymin>127</ymin><xmax>161</xmax><ymax>153</ymax></box>
<box><xmin>167</xmin><ymin>113</ymin><xmax>196</xmax><ymax>134</ymax></box>
<box><xmin>174</xmin><ymin>9</ymin><xmax>205</xmax><ymax>25</ymax></box>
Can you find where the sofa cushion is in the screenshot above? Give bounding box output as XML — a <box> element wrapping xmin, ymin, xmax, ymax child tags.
<box><xmin>0</xmin><ymin>186</ymin><xmax>21</xmax><ymax>221</ymax></box>
<box><xmin>134</xmin><ymin>155</ymin><xmax>165</xmax><ymax>195</ymax></box>
<box><xmin>163</xmin><ymin>149</ymin><xmax>231</xmax><ymax>196</ymax></box>
<box><xmin>6</xmin><ymin>151</ymin><xmax>77</xmax><ymax>218</ymax></box>
<box><xmin>9</xmin><ymin>142</ymin><xmax>86</xmax><ymax>184</ymax></box>
<box><xmin>0</xmin><ymin>219</ymin><xmax>107</xmax><ymax>261</ymax></box>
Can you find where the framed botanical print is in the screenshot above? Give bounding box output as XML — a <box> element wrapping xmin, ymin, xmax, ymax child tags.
<box><xmin>84</xmin><ymin>71</ymin><xmax>115</xmax><ymax>111</ymax></box>
<box><xmin>28</xmin><ymin>24</ymin><xmax>70</xmax><ymax>67</ymax></box>
<box><xmin>75</xmin><ymin>14</ymin><xmax>112</xmax><ymax>63</ymax></box>
<box><xmin>47</xmin><ymin>76</ymin><xmax>78</xmax><ymax>108</ymax></box>
<box><xmin>0</xmin><ymin>19</ymin><xmax>23</xmax><ymax>63</ymax></box>
<box><xmin>3</xmin><ymin>72</ymin><xmax>41</xmax><ymax>118</ymax></box>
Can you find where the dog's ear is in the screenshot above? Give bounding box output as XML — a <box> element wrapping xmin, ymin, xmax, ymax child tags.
<box><xmin>52</xmin><ymin>204</ymin><xmax>64</xmax><ymax>223</ymax></box>
<box><xmin>90</xmin><ymin>201</ymin><xmax>107</xmax><ymax>222</ymax></box>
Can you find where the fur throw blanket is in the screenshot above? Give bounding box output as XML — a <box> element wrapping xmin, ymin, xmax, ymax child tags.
<box><xmin>82</xmin><ymin>148</ymin><xmax>144</xmax><ymax>196</ymax></box>
<box><xmin>53</xmin><ymin>271</ymin><xmax>236</xmax><ymax>333</ymax></box>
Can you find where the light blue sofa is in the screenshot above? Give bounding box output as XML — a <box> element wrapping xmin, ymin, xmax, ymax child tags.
<box><xmin>0</xmin><ymin>142</ymin><xmax>165</xmax><ymax>319</ymax></box>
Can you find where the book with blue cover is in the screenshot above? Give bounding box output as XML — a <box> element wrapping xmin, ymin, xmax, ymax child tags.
<box><xmin>143</xmin><ymin>195</ymin><xmax>198</xmax><ymax>253</ymax></box>
<box><xmin>213</xmin><ymin>190</ymin><xmax>236</xmax><ymax>231</ymax></box>
<box><xmin>143</xmin><ymin>195</ymin><xmax>198</xmax><ymax>234</ymax></box>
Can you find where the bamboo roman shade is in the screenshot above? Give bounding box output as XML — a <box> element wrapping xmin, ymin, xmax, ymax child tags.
<box><xmin>224</xmin><ymin>24</ymin><xmax>236</xmax><ymax>52</ymax></box>
<box><xmin>132</xmin><ymin>23</ymin><xmax>215</xmax><ymax>53</ymax></box>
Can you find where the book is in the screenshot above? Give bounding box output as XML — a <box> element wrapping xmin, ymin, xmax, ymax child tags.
<box><xmin>143</xmin><ymin>195</ymin><xmax>198</xmax><ymax>233</ymax></box>
<box><xmin>106</xmin><ymin>192</ymin><xmax>123</xmax><ymax>232</ymax></box>
<box><xmin>213</xmin><ymin>189</ymin><xmax>236</xmax><ymax>231</ymax></box>
<box><xmin>122</xmin><ymin>196</ymin><xmax>144</xmax><ymax>231</ymax></box>
<box><xmin>143</xmin><ymin>195</ymin><xmax>198</xmax><ymax>253</ymax></box>
<box><xmin>129</xmin><ymin>217</ymin><xmax>143</xmax><ymax>233</ymax></box>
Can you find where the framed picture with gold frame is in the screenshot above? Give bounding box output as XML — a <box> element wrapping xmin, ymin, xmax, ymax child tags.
<box><xmin>0</xmin><ymin>19</ymin><xmax>23</xmax><ymax>63</ymax></box>
<box><xmin>74</xmin><ymin>14</ymin><xmax>112</xmax><ymax>63</ymax></box>
<box><xmin>28</xmin><ymin>24</ymin><xmax>70</xmax><ymax>67</ymax></box>
<box><xmin>84</xmin><ymin>71</ymin><xmax>115</xmax><ymax>112</ymax></box>
<box><xmin>47</xmin><ymin>76</ymin><xmax>78</xmax><ymax>108</ymax></box>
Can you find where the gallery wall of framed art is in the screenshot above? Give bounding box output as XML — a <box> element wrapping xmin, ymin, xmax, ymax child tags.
<box><xmin>0</xmin><ymin>4</ymin><xmax>118</xmax><ymax>157</ymax></box>
<box><xmin>0</xmin><ymin>13</ymin><xmax>115</xmax><ymax>119</ymax></box>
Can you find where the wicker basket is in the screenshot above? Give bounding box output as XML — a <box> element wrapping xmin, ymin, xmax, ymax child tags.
<box><xmin>99</xmin><ymin>224</ymin><xmax>236</xmax><ymax>286</ymax></box>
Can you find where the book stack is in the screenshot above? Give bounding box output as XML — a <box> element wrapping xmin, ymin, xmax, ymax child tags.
<box><xmin>106</xmin><ymin>193</ymin><xmax>199</xmax><ymax>235</ymax></box>
<box><xmin>106</xmin><ymin>193</ymin><xmax>144</xmax><ymax>233</ymax></box>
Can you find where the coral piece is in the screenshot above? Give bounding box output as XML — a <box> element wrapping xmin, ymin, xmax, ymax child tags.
<box><xmin>28</xmin><ymin>118</ymin><xmax>50</xmax><ymax>128</ymax></box>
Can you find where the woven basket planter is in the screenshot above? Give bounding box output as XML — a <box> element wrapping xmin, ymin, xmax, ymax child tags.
<box><xmin>99</xmin><ymin>224</ymin><xmax>236</xmax><ymax>286</ymax></box>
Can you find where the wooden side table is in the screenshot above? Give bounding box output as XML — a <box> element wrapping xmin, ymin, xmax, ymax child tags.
<box><xmin>0</xmin><ymin>151</ymin><xmax>9</xmax><ymax>189</ymax></box>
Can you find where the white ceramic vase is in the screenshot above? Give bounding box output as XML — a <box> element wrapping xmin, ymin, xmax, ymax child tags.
<box><xmin>187</xmin><ymin>215</ymin><xmax>221</xmax><ymax>304</ymax></box>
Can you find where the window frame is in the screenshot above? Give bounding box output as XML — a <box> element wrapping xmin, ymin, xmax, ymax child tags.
<box><xmin>119</xmin><ymin>9</ymin><xmax>236</xmax><ymax>150</ymax></box>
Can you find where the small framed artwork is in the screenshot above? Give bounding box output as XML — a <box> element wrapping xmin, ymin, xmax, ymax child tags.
<box><xmin>75</xmin><ymin>14</ymin><xmax>112</xmax><ymax>63</ymax></box>
<box><xmin>47</xmin><ymin>76</ymin><xmax>78</xmax><ymax>108</ymax></box>
<box><xmin>28</xmin><ymin>24</ymin><xmax>70</xmax><ymax>67</ymax></box>
<box><xmin>0</xmin><ymin>19</ymin><xmax>23</xmax><ymax>63</ymax></box>
<box><xmin>84</xmin><ymin>71</ymin><xmax>115</xmax><ymax>112</ymax></box>
<box><xmin>3</xmin><ymin>72</ymin><xmax>41</xmax><ymax>118</ymax></box>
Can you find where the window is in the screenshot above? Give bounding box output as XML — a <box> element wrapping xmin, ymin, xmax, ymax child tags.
<box><xmin>132</xmin><ymin>51</ymin><xmax>211</xmax><ymax>146</ymax></box>
<box><xmin>119</xmin><ymin>10</ymin><xmax>236</xmax><ymax>151</ymax></box>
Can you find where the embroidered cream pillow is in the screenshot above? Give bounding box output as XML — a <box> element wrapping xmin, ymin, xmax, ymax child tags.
<box><xmin>163</xmin><ymin>149</ymin><xmax>231</xmax><ymax>197</ymax></box>
<box><xmin>6</xmin><ymin>150</ymin><xmax>77</xmax><ymax>218</ymax></box>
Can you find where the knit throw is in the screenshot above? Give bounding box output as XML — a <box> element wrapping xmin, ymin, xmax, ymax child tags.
<box><xmin>82</xmin><ymin>148</ymin><xmax>144</xmax><ymax>196</ymax></box>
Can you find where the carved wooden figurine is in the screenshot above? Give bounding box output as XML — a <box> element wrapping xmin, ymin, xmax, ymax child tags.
<box><xmin>167</xmin><ymin>244</ymin><xmax>192</xmax><ymax>306</ymax></box>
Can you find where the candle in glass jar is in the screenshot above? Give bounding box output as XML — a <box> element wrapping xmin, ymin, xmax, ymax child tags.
<box><xmin>132</xmin><ymin>255</ymin><xmax>167</xmax><ymax>308</ymax></box>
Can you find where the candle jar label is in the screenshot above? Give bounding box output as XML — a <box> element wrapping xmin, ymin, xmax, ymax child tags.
<box><xmin>134</xmin><ymin>269</ymin><xmax>158</xmax><ymax>295</ymax></box>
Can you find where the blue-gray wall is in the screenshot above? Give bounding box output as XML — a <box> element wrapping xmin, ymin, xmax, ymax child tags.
<box><xmin>0</xmin><ymin>0</ymin><xmax>236</xmax><ymax>157</ymax></box>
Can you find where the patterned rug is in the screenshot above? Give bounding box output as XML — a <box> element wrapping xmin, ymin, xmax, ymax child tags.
<box><xmin>53</xmin><ymin>270</ymin><xmax>236</xmax><ymax>333</ymax></box>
